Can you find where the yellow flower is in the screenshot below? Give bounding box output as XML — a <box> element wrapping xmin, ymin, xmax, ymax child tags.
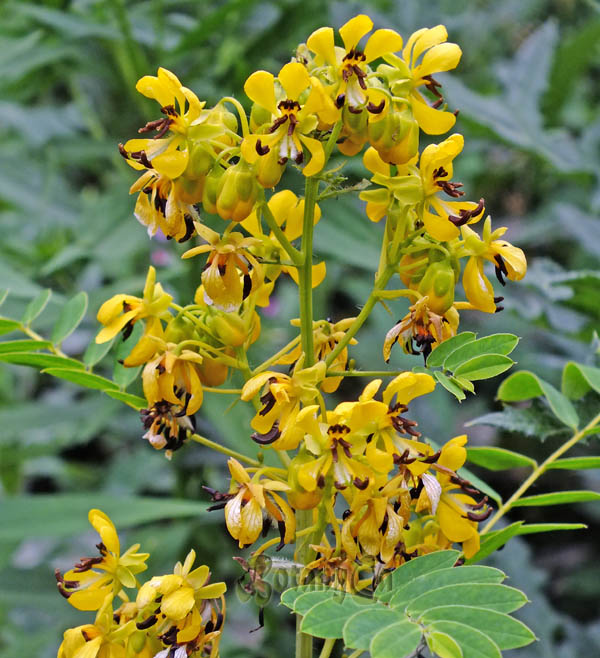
<box><xmin>242</xmin><ymin>62</ymin><xmax>326</xmax><ymax>186</ymax></box>
<box><xmin>96</xmin><ymin>266</ymin><xmax>172</xmax><ymax>344</ymax></box>
<box><xmin>136</xmin><ymin>549</ymin><xmax>226</xmax><ymax>648</ymax></box>
<box><xmin>121</xmin><ymin>68</ymin><xmax>205</xmax><ymax>180</ymax></box>
<box><xmin>306</xmin><ymin>14</ymin><xmax>403</xmax><ymax>113</ymax></box>
<box><xmin>241</xmin><ymin>359</ymin><xmax>326</xmax><ymax>450</ymax></box>
<box><xmin>182</xmin><ymin>222</ymin><xmax>264</xmax><ymax>312</ymax></box>
<box><xmin>241</xmin><ymin>189</ymin><xmax>326</xmax><ymax>287</ymax></box>
<box><xmin>379</xmin><ymin>25</ymin><xmax>462</xmax><ymax>135</ymax></box>
<box><xmin>383</xmin><ymin>296</ymin><xmax>459</xmax><ymax>362</ymax></box>
<box><xmin>459</xmin><ymin>216</ymin><xmax>527</xmax><ymax>313</ymax></box>
<box><xmin>417</xmin><ymin>435</ymin><xmax>492</xmax><ymax>558</ymax></box>
<box><xmin>58</xmin><ymin>595</ymin><xmax>136</xmax><ymax>658</ymax></box>
<box><xmin>278</xmin><ymin>318</ymin><xmax>357</xmax><ymax>393</ymax></box>
<box><xmin>220</xmin><ymin>458</ymin><xmax>295</xmax><ymax>549</ymax></box>
<box><xmin>128</xmin><ymin>168</ymin><xmax>200</xmax><ymax>242</ymax></box>
<box><xmin>55</xmin><ymin>509</ymin><xmax>149</xmax><ymax>611</ymax></box>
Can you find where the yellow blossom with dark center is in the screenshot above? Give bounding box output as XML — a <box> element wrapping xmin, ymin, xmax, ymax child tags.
<box><xmin>220</xmin><ymin>458</ymin><xmax>295</xmax><ymax>549</ymax></box>
<box><xmin>383</xmin><ymin>296</ymin><xmax>459</xmax><ymax>362</ymax></box>
<box><xmin>136</xmin><ymin>549</ymin><xmax>226</xmax><ymax>649</ymax></box>
<box><xmin>457</xmin><ymin>216</ymin><xmax>527</xmax><ymax>313</ymax></box>
<box><xmin>96</xmin><ymin>266</ymin><xmax>172</xmax><ymax>344</ymax></box>
<box><xmin>56</xmin><ymin>510</ymin><xmax>149</xmax><ymax>611</ymax></box>
<box><xmin>379</xmin><ymin>25</ymin><xmax>462</xmax><ymax>135</ymax></box>
<box><xmin>182</xmin><ymin>222</ymin><xmax>264</xmax><ymax>312</ymax></box>
<box><xmin>241</xmin><ymin>359</ymin><xmax>326</xmax><ymax>450</ymax></box>
<box><xmin>242</xmin><ymin>62</ymin><xmax>326</xmax><ymax>186</ymax></box>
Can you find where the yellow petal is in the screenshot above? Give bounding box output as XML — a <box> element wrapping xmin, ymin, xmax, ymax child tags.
<box><xmin>161</xmin><ymin>586</ymin><xmax>196</xmax><ymax>620</ymax></box>
<box><xmin>228</xmin><ymin>457</ymin><xmax>251</xmax><ymax>484</ymax></box>
<box><xmin>67</xmin><ymin>586</ymin><xmax>112</xmax><ymax>612</ymax></box>
<box><xmin>463</xmin><ymin>257</ymin><xmax>496</xmax><ymax>313</ymax></box>
<box><xmin>439</xmin><ymin>434</ymin><xmax>468</xmax><ymax>471</ymax></box>
<box><xmin>244</xmin><ymin>70</ymin><xmax>277</xmax><ymax>116</ymax></box>
<box><xmin>88</xmin><ymin>509</ymin><xmax>120</xmax><ymax>555</ymax></box>
<box><xmin>197</xmin><ymin>581</ymin><xmax>227</xmax><ymax>599</ymax></box>
<box><xmin>299</xmin><ymin>135</ymin><xmax>325</xmax><ymax>177</ymax></box>
<box><xmin>404</xmin><ymin>25</ymin><xmax>448</xmax><ymax>64</ymax></box>
<box><xmin>225</xmin><ymin>492</ymin><xmax>243</xmax><ymax>541</ymax></box>
<box><xmin>422</xmin><ymin>203</ymin><xmax>459</xmax><ymax>242</ymax></box>
<box><xmin>411</xmin><ymin>93</ymin><xmax>456</xmax><ymax>135</ymax></box>
<box><xmin>383</xmin><ymin>372</ymin><xmax>436</xmax><ymax>406</ymax></box>
<box><xmin>414</xmin><ymin>43</ymin><xmax>462</xmax><ymax>79</ymax></box>
<box><xmin>339</xmin><ymin>14</ymin><xmax>373</xmax><ymax>51</ymax></box>
<box><xmin>278</xmin><ymin>62</ymin><xmax>310</xmax><ymax>101</ymax></box>
<box><xmin>307</xmin><ymin>26</ymin><xmax>337</xmax><ymax>66</ymax></box>
<box><xmin>240</xmin><ymin>497</ymin><xmax>263</xmax><ymax>546</ymax></box>
<box><xmin>73</xmin><ymin>635</ymin><xmax>102</xmax><ymax>658</ymax></box>
<box><xmin>363</xmin><ymin>146</ymin><xmax>390</xmax><ymax>176</ymax></box>
<box><xmin>152</xmin><ymin>142</ymin><xmax>189</xmax><ymax>179</ymax></box>
<box><xmin>364</xmin><ymin>29</ymin><xmax>403</xmax><ymax>63</ymax></box>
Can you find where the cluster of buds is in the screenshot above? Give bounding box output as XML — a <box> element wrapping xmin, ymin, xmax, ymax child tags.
<box><xmin>56</xmin><ymin>510</ymin><xmax>226</xmax><ymax>658</ymax></box>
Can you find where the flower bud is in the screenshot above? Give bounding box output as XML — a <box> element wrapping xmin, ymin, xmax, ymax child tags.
<box><xmin>398</xmin><ymin>251</ymin><xmax>428</xmax><ymax>288</ymax></box>
<box><xmin>216</xmin><ymin>159</ymin><xmax>260</xmax><ymax>222</ymax></box>
<box><xmin>202</xmin><ymin>165</ymin><xmax>225</xmax><ymax>215</ymax></box>
<box><xmin>417</xmin><ymin>261</ymin><xmax>456</xmax><ymax>315</ymax></box>
<box><xmin>338</xmin><ymin>105</ymin><xmax>369</xmax><ymax>156</ymax></box>
<box><xmin>368</xmin><ymin>106</ymin><xmax>419</xmax><ymax>164</ymax></box>
<box><xmin>164</xmin><ymin>315</ymin><xmax>195</xmax><ymax>344</ymax></box>
<box><xmin>249</xmin><ymin>103</ymin><xmax>272</xmax><ymax>132</ymax></box>
<box><xmin>211</xmin><ymin>312</ymin><xmax>248</xmax><ymax>347</ymax></box>
<box><xmin>197</xmin><ymin>354</ymin><xmax>229</xmax><ymax>387</ymax></box>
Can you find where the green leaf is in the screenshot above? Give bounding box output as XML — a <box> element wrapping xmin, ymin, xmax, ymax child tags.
<box><xmin>562</xmin><ymin>362</ymin><xmax>600</xmax><ymax>399</ymax></box>
<box><xmin>457</xmin><ymin>464</ymin><xmax>503</xmax><ymax>506</ymax></box>
<box><xmin>103</xmin><ymin>390</ymin><xmax>147</xmax><ymax>410</ymax></box>
<box><xmin>300</xmin><ymin>595</ymin><xmax>368</xmax><ymax>638</ymax></box>
<box><xmin>389</xmin><ymin>566</ymin><xmax>505</xmax><ymax>611</ymax></box>
<box><xmin>0</xmin><ymin>319</ymin><xmax>21</xmax><ymax>336</ymax></box>
<box><xmin>514</xmin><ymin>522</ymin><xmax>587</xmax><ymax>535</ymax></box>
<box><xmin>51</xmin><ymin>291</ymin><xmax>88</xmax><ymax>345</ymax></box>
<box><xmin>83</xmin><ymin>335</ymin><xmax>115</xmax><ymax>368</ymax></box>
<box><xmin>427</xmin><ymin>630</ymin><xmax>463</xmax><ymax>658</ymax></box>
<box><xmin>369</xmin><ymin>620</ymin><xmax>422</xmax><ymax>658</ymax></box>
<box><xmin>467</xmin><ymin>522</ymin><xmax>525</xmax><ymax>563</ymax></box>
<box><xmin>434</xmin><ymin>371</ymin><xmax>466</xmax><ymax>401</ymax></box>
<box><xmin>0</xmin><ymin>339</ymin><xmax>51</xmax><ymax>354</ymax></box>
<box><xmin>42</xmin><ymin>367</ymin><xmax>119</xmax><ymax>391</ymax></box>
<box><xmin>343</xmin><ymin>608</ymin><xmax>404</xmax><ymax>650</ymax></box>
<box><xmin>407</xmin><ymin>584</ymin><xmax>528</xmax><ymax>616</ymax></box>
<box><xmin>453</xmin><ymin>354</ymin><xmax>514</xmax><ymax>381</ymax></box>
<box><xmin>443</xmin><ymin>334</ymin><xmax>519</xmax><ymax>372</ymax></box>
<box><xmin>511</xmin><ymin>490</ymin><xmax>600</xmax><ymax>507</ymax></box>
<box><xmin>428</xmin><ymin>621</ymin><xmax>501</xmax><ymax>658</ymax></box>
<box><xmin>0</xmin><ymin>494</ymin><xmax>216</xmax><ymax>542</ymax></box>
<box><xmin>466</xmin><ymin>447</ymin><xmax>537</xmax><ymax>471</ymax></box>
<box><xmin>427</xmin><ymin>333</ymin><xmax>477</xmax><ymax>368</ymax></box>
<box><xmin>293</xmin><ymin>590</ymin><xmax>341</xmax><ymax>615</ymax></box>
<box><xmin>21</xmin><ymin>288</ymin><xmax>52</xmax><ymax>326</ymax></box>
<box><xmin>546</xmin><ymin>456</ymin><xmax>600</xmax><ymax>470</ymax></box>
<box><xmin>375</xmin><ymin>550</ymin><xmax>460</xmax><ymax>602</ymax></box>
<box><xmin>280</xmin><ymin>586</ymin><xmax>317</xmax><ymax>610</ymax></box>
<box><xmin>497</xmin><ymin>371</ymin><xmax>579</xmax><ymax>429</ymax></box>
<box><xmin>422</xmin><ymin>606</ymin><xmax>536</xmax><ymax>649</ymax></box>
<box><xmin>0</xmin><ymin>351</ymin><xmax>84</xmax><ymax>370</ymax></box>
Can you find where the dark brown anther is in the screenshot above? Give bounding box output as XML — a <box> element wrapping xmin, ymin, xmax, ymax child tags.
<box><xmin>432</xmin><ymin>98</ymin><xmax>444</xmax><ymax>109</ymax></box>
<box><xmin>161</xmin><ymin>104</ymin><xmax>177</xmax><ymax>116</ymax></box>
<box><xmin>159</xmin><ymin>626</ymin><xmax>178</xmax><ymax>645</ymax></box>
<box><xmin>73</xmin><ymin>556</ymin><xmax>103</xmax><ymax>573</ymax></box>
<box><xmin>421</xmin><ymin>450</ymin><xmax>441</xmax><ymax>464</ymax></box>
<box><xmin>470</xmin><ymin>495</ymin><xmax>489</xmax><ymax>510</ymax></box>
<box><xmin>156</xmin><ymin>363</ymin><xmax>166</xmax><ymax>375</ymax></box>
<box><xmin>276</xmin><ymin>520</ymin><xmax>287</xmax><ymax>551</ymax></box>
<box><xmin>242</xmin><ymin>273</ymin><xmax>252</xmax><ymax>300</ymax></box>
<box><xmin>432</xmin><ymin>166</ymin><xmax>448</xmax><ymax>179</ymax></box>
<box><xmin>367</xmin><ymin>100</ymin><xmax>385</xmax><ymax>114</ymax></box>
<box><xmin>295</xmin><ymin>151</ymin><xmax>304</xmax><ymax>164</ymax></box>
<box><xmin>56</xmin><ymin>582</ymin><xmax>71</xmax><ymax>599</ymax></box>
<box><xmin>255</xmin><ymin>139</ymin><xmax>270</xmax><ymax>156</ymax></box>
<box><xmin>81</xmin><ymin>630</ymin><xmax>91</xmax><ymax>642</ymax></box>
<box><xmin>353</xmin><ymin>477</ymin><xmax>369</xmax><ymax>490</ymax></box>
<box><xmin>214</xmin><ymin>612</ymin><xmax>224</xmax><ymax>632</ymax></box>
<box><xmin>348</xmin><ymin>105</ymin><xmax>363</xmax><ymax>114</ymax></box>
<box><xmin>494</xmin><ymin>305</ymin><xmax>504</xmax><ymax>313</ymax></box>
<box><xmin>288</xmin><ymin>113</ymin><xmax>298</xmax><ymax>136</ymax></box>
<box><xmin>258</xmin><ymin>389</ymin><xmax>276</xmax><ymax>416</ymax></box>
<box><xmin>465</xmin><ymin>507</ymin><xmax>493</xmax><ymax>522</ymax></box>
<box><xmin>494</xmin><ymin>296</ymin><xmax>504</xmax><ymax>304</ymax></box>
<box><xmin>436</xmin><ymin>180</ymin><xmax>465</xmax><ymax>198</ymax></box>
<box><xmin>342</xmin><ymin>509</ymin><xmax>352</xmax><ymax>520</ymax></box>
<box><xmin>251</xmin><ymin>424</ymin><xmax>281</xmax><ymax>445</ymax></box>
<box><xmin>261</xmin><ymin>516</ymin><xmax>272</xmax><ymax>538</ymax></box>
<box><xmin>96</xmin><ymin>542</ymin><xmax>107</xmax><ymax>555</ymax></box>
<box><xmin>335</xmin><ymin>94</ymin><xmax>346</xmax><ymax>108</ymax></box>
<box><xmin>453</xmin><ymin>109</ymin><xmax>460</xmax><ymax>117</ymax></box>
<box><xmin>136</xmin><ymin>615</ymin><xmax>158</xmax><ymax>630</ymax></box>
<box><xmin>118</xmin><ymin>143</ymin><xmax>129</xmax><ymax>159</ymax></box>
<box><xmin>423</xmin><ymin>75</ymin><xmax>443</xmax><ymax>98</ymax></box>
<box><xmin>448</xmin><ymin>198</ymin><xmax>485</xmax><ymax>226</ymax></box>
<box><xmin>454</xmin><ymin>557</ymin><xmax>465</xmax><ymax>567</ymax></box>
<box><xmin>138</xmin><ymin>117</ymin><xmax>167</xmax><ymax>134</ymax></box>
<box><xmin>494</xmin><ymin>254</ymin><xmax>508</xmax><ymax>286</ymax></box>
<box><xmin>317</xmin><ymin>474</ymin><xmax>326</xmax><ymax>488</ymax></box>
<box><xmin>268</xmin><ymin>115</ymin><xmax>288</xmax><ymax>133</ymax></box>
<box><xmin>277</xmin><ymin>156</ymin><xmax>288</xmax><ymax>165</ymax></box>
<box><xmin>176</xmin><ymin>214</ymin><xmax>195</xmax><ymax>243</ymax></box>
<box><xmin>334</xmin><ymin>481</ymin><xmax>347</xmax><ymax>490</ymax></box>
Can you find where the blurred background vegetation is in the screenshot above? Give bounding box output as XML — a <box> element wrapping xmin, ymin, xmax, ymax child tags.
<box><xmin>1</xmin><ymin>0</ymin><xmax>599</xmax><ymax>656</ymax></box>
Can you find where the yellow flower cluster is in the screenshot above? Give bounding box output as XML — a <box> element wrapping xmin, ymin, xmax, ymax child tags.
<box><xmin>56</xmin><ymin>510</ymin><xmax>226</xmax><ymax>658</ymax></box>
<box><xmin>83</xmin><ymin>12</ymin><xmax>529</xmax><ymax>612</ymax></box>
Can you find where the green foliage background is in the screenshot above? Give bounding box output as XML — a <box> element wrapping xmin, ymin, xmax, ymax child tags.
<box><xmin>1</xmin><ymin>0</ymin><xmax>599</xmax><ymax>656</ymax></box>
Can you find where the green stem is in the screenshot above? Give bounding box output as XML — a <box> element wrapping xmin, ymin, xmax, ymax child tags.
<box><xmin>318</xmin><ymin>639</ymin><xmax>336</xmax><ymax>658</ymax></box>
<box><xmin>345</xmin><ymin>650</ymin><xmax>364</xmax><ymax>658</ymax></box>
<box><xmin>481</xmin><ymin>410</ymin><xmax>600</xmax><ymax>534</ymax></box>
<box><xmin>261</xmin><ymin>202</ymin><xmax>302</xmax><ymax>265</ymax></box>
<box><xmin>21</xmin><ymin>325</ymin><xmax>67</xmax><ymax>358</ymax></box>
<box><xmin>188</xmin><ymin>432</ymin><xmax>259</xmax><ymax>467</ymax></box>
<box><xmin>296</xmin><ymin>508</ymin><xmax>315</xmax><ymax>658</ymax></box>
<box><xmin>252</xmin><ymin>335</ymin><xmax>302</xmax><ymax>375</ymax></box>
<box><xmin>326</xmin><ymin>369</ymin><xmax>408</xmax><ymax>377</ymax></box>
